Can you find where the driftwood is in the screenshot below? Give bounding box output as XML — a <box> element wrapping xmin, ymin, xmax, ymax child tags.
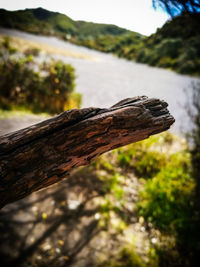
<box><xmin>0</xmin><ymin>96</ymin><xmax>175</xmax><ymax>208</ymax></box>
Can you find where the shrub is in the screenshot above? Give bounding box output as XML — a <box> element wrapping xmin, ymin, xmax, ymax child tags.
<box><xmin>0</xmin><ymin>37</ymin><xmax>81</xmax><ymax>114</ymax></box>
<box><xmin>137</xmin><ymin>152</ymin><xmax>194</xmax><ymax>233</ymax></box>
<box><xmin>157</xmin><ymin>57</ymin><xmax>177</xmax><ymax>68</ymax></box>
<box><xmin>155</xmin><ymin>38</ymin><xmax>182</xmax><ymax>59</ymax></box>
<box><xmin>136</xmin><ymin>49</ymin><xmax>150</xmax><ymax>63</ymax></box>
<box><xmin>134</xmin><ymin>151</ymin><xmax>166</xmax><ymax>178</ymax></box>
<box><xmin>117</xmin><ymin>133</ymin><xmax>171</xmax><ymax>178</ymax></box>
<box><xmin>178</xmin><ymin>59</ymin><xmax>198</xmax><ymax>74</ymax></box>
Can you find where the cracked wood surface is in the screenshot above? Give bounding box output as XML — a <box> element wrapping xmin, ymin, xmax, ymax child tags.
<box><xmin>0</xmin><ymin>96</ymin><xmax>175</xmax><ymax>208</ymax></box>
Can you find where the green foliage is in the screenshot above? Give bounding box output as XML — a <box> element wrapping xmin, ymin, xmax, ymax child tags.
<box><xmin>134</xmin><ymin>151</ymin><xmax>166</xmax><ymax>178</ymax></box>
<box><xmin>0</xmin><ymin>8</ymin><xmax>76</xmax><ymax>37</ymax></box>
<box><xmin>0</xmin><ymin>8</ymin><xmax>200</xmax><ymax>76</ymax></box>
<box><xmin>157</xmin><ymin>57</ymin><xmax>177</xmax><ymax>68</ymax></box>
<box><xmin>117</xmin><ymin>133</ymin><xmax>171</xmax><ymax>178</ymax></box>
<box><xmin>99</xmin><ymin>172</ymin><xmax>125</xmax><ymax>212</ymax></box>
<box><xmin>74</xmin><ymin>12</ymin><xmax>200</xmax><ymax>76</ymax></box>
<box><xmin>76</xmin><ymin>20</ymin><xmax>130</xmax><ymax>37</ymax></box>
<box><xmin>138</xmin><ymin>13</ymin><xmax>200</xmax><ymax>75</ymax></box>
<box><xmin>95</xmin><ymin>132</ymin><xmax>194</xmax><ymax>267</ymax></box>
<box><xmin>75</xmin><ymin>12</ymin><xmax>200</xmax><ymax>76</ymax></box>
<box><xmin>0</xmin><ymin>36</ymin><xmax>17</xmax><ymax>55</ymax></box>
<box><xmin>134</xmin><ymin>82</ymin><xmax>200</xmax><ymax>267</ymax></box>
<box><xmin>0</xmin><ymin>8</ymin><xmax>130</xmax><ymax>39</ymax></box>
<box><xmin>0</xmin><ymin>37</ymin><xmax>81</xmax><ymax>114</ymax></box>
<box><xmin>154</xmin><ymin>12</ymin><xmax>200</xmax><ymax>40</ymax></box>
<box><xmin>106</xmin><ymin>131</ymin><xmax>198</xmax><ymax>266</ymax></box>
<box><xmin>99</xmin><ymin>246</ymin><xmax>145</xmax><ymax>267</ymax></box>
<box><xmin>155</xmin><ymin>38</ymin><xmax>182</xmax><ymax>59</ymax></box>
<box><xmin>117</xmin><ymin>147</ymin><xmax>166</xmax><ymax>178</ymax></box>
<box><xmin>137</xmin><ymin>152</ymin><xmax>194</xmax><ymax>233</ymax></box>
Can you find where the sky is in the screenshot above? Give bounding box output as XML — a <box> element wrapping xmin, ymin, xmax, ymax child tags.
<box><xmin>0</xmin><ymin>0</ymin><xmax>170</xmax><ymax>35</ymax></box>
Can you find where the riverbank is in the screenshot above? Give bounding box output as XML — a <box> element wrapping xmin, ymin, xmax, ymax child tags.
<box><xmin>0</xmin><ymin>28</ymin><xmax>199</xmax><ymax>135</ymax></box>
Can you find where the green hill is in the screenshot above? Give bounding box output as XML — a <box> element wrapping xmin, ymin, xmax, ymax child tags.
<box><xmin>0</xmin><ymin>8</ymin><xmax>199</xmax><ymax>76</ymax></box>
<box><xmin>73</xmin><ymin>12</ymin><xmax>200</xmax><ymax>75</ymax></box>
<box><xmin>0</xmin><ymin>7</ymin><xmax>131</xmax><ymax>37</ymax></box>
<box><xmin>135</xmin><ymin>13</ymin><xmax>200</xmax><ymax>75</ymax></box>
<box><xmin>0</xmin><ymin>7</ymin><xmax>144</xmax><ymax>56</ymax></box>
<box><xmin>153</xmin><ymin>12</ymin><xmax>200</xmax><ymax>40</ymax></box>
<box><xmin>0</xmin><ymin>8</ymin><xmax>75</xmax><ymax>36</ymax></box>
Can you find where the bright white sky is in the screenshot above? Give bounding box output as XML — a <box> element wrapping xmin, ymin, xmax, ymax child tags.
<box><xmin>0</xmin><ymin>0</ymin><xmax>170</xmax><ymax>35</ymax></box>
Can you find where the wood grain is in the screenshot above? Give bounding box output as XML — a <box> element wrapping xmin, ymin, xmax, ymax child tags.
<box><xmin>0</xmin><ymin>96</ymin><xmax>175</xmax><ymax>208</ymax></box>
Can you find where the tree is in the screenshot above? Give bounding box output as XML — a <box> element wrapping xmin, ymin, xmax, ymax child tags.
<box><xmin>152</xmin><ymin>0</ymin><xmax>200</xmax><ymax>16</ymax></box>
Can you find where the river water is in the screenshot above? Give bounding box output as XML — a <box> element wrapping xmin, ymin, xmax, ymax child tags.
<box><xmin>1</xmin><ymin>28</ymin><xmax>199</xmax><ymax>135</ymax></box>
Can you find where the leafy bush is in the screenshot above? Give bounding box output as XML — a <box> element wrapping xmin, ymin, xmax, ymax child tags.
<box><xmin>155</xmin><ymin>38</ymin><xmax>182</xmax><ymax>59</ymax></box>
<box><xmin>135</xmin><ymin>14</ymin><xmax>200</xmax><ymax>76</ymax></box>
<box><xmin>157</xmin><ymin>57</ymin><xmax>177</xmax><ymax>68</ymax></box>
<box><xmin>137</xmin><ymin>152</ymin><xmax>194</xmax><ymax>233</ymax></box>
<box><xmin>117</xmin><ymin>133</ymin><xmax>171</xmax><ymax>178</ymax></box>
<box><xmin>177</xmin><ymin>57</ymin><xmax>199</xmax><ymax>74</ymax></box>
<box><xmin>136</xmin><ymin>49</ymin><xmax>150</xmax><ymax>63</ymax></box>
<box><xmin>0</xmin><ymin>37</ymin><xmax>81</xmax><ymax>114</ymax></box>
<box><xmin>134</xmin><ymin>151</ymin><xmax>166</xmax><ymax>178</ymax></box>
<box><xmin>98</xmin><ymin>246</ymin><xmax>145</xmax><ymax>267</ymax></box>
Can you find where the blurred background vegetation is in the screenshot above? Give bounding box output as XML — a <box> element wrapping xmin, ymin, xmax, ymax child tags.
<box><xmin>0</xmin><ymin>0</ymin><xmax>200</xmax><ymax>266</ymax></box>
<box><xmin>0</xmin><ymin>5</ymin><xmax>200</xmax><ymax>76</ymax></box>
<box><xmin>0</xmin><ymin>36</ymin><xmax>81</xmax><ymax>114</ymax></box>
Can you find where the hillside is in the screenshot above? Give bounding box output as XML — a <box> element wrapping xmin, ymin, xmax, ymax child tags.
<box><xmin>135</xmin><ymin>12</ymin><xmax>200</xmax><ymax>75</ymax></box>
<box><xmin>77</xmin><ymin>12</ymin><xmax>200</xmax><ymax>76</ymax></box>
<box><xmin>0</xmin><ymin>7</ymin><xmax>132</xmax><ymax>38</ymax></box>
<box><xmin>0</xmin><ymin>8</ymin><xmax>199</xmax><ymax>76</ymax></box>
<box><xmin>0</xmin><ymin>8</ymin><xmax>75</xmax><ymax>36</ymax></box>
<box><xmin>0</xmin><ymin>7</ymin><xmax>144</xmax><ymax>55</ymax></box>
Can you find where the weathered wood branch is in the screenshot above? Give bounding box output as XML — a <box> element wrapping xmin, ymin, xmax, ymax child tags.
<box><xmin>0</xmin><ymin>96</ymin><xmax>175</xmax><ymax>208</ymax></box>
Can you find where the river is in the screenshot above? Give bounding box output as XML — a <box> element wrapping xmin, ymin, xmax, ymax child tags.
<box><xmin>0</xmin><ymin>28</ymin><xmax>199</xmax><ymax>135</ymax></box>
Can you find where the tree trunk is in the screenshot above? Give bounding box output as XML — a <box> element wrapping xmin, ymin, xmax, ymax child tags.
<box><xmin>0</xmin><ymin>96</ymin><xmax>175</xmax><ymax>208</ymax></box>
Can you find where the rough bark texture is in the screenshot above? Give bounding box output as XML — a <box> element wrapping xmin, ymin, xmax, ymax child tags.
<box><xmin>0</xmin><ymin>96</ymin><xmax>175</xmax><ymax>208</ymax></box>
